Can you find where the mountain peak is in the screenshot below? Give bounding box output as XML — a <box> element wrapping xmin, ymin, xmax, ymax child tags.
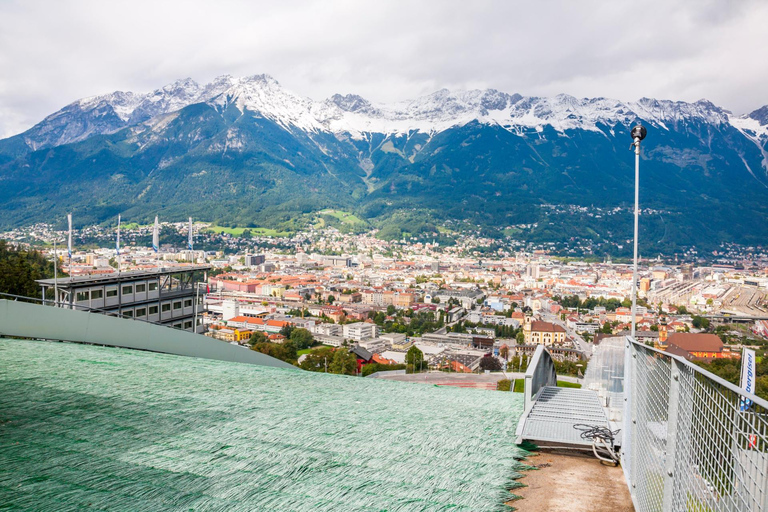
<box><xmin>747</xmin><ymin>105</ymin><xmax>768</xmax><ymax>126</ymax></box>
<box><xmin>328</xmin><ymin>93</ymin><xmax>374</xmax><ymax>113</ymax></box>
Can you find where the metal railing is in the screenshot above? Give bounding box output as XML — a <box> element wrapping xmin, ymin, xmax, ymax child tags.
<box><xmin>0</xmin><ymin>291</ymin><xmax>156</xmax><ymax>324</ymax></box>
<box><xmin>623</xmin><ymin>336</ymin><xmax>768</xmax><ymax>511</ymax></box>
<box><xmin>523</xmin><ymin>344</ymin><xmax>558</xmax><ymax>412</ymax></box>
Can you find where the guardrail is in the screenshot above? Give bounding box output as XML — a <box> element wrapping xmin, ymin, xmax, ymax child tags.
<box><xmin>523</xmin><ymin>344</ymin><xmax>558</xmax><ymax>412</ymax></box>
<box><xmin>366</xmin><ymin>369</ymin><xmax>407</xmax><ymax>379</ymax></box>
<box><xmin>622</xmin><ymin>336</ymin><xmax>768</xmax><ymax>511</ymax></box>
<box><xmin>0</xmin><ymin>291</ymin><xmax>157</xmax><ymax>324</ymax></box>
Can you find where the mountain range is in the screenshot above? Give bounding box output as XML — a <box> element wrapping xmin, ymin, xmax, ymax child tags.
<box><xmin>1</xmin><ymin>74</ymin><xmax>767</xmax><ymax>253</ymax></box>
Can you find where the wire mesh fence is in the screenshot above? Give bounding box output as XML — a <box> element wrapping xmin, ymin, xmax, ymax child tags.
<box><xmin>623</xmin><ymin>337</ymin><xmax>768</xmax><ymax>512</ymax></box>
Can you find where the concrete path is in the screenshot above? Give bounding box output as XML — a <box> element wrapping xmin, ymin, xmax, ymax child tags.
<box><xmin>510</xmin><ymin>450</ymin><xmax>634</xmax><ymax>511</ymax></box>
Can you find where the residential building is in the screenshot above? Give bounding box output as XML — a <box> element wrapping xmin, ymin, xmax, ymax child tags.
<box><xmin>343</xmin><ymin>322</ymin><xmax>378</xmax><ymax>341</ymax></box>
<box><xmin>523</xmin><ymin>316</ymin><xmax>566</xmax><ymax>345</ymax></box>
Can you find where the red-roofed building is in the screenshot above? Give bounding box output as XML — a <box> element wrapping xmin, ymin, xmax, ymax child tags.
<box><xmin>226</xmin><ymin>316</ymin><xmax>292</xmax><ymax>333</ymax></box>
<box><xmin>664</xmin><ymin>333</ymin><xmax>740</xmax><ymax>361</ymax></box>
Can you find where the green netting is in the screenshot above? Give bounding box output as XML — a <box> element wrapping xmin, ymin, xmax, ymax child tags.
<box><xmin>0</xmin><ymin>338</ymin><xmax>529</xmax><ymax>511</ymax></box>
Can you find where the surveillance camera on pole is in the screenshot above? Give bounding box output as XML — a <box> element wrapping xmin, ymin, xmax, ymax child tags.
<box><xmin>629</xmin><ymin>123</ymin><xmax>646</xmax><ymax>338</ymax></box>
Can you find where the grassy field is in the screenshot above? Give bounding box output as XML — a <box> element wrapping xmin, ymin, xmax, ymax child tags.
<box><xmin>207</xmin><ymin>225</ymin><xmax>290</xmax><ymax>237</ymax></box>
<box><xmin>317</xmin><ymin>209</ymin><xmax>367</xmax><ymax>226</ymax></box>
<box><xmin>297</xmin><ymin>345</ymin><xmax>334</xmax><ymax>357</ymax></box>
<box><xmin>512</xmin><ymin>378</ymin><xmax>581</xmax><ymax>393</ymax></box>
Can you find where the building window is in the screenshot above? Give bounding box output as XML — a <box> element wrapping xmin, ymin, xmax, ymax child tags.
<box><xmin>91</xmin><ymin>289</ymin><xmax>103</xmax><ymax>299</ymax></box>
<box><xmin>161</xmin><ymin>303</ymin><xmax>171</xmax><ymax>312</ymax></box>
<box><xmin>173</xmin><ymin>323</ymin><xmax>182</xmax><ymax>329</ymax></box>
<box><xmin>76</xmin><ymin>291</ymin><xmax>89</xmax><ymax>302</ymax></box>
<box><xmin>184</xmin><ymin>299</ymin><xmax>193</xmax><ymax>308</ymax></box>
<box><xmin>135</xmin><ymin>284</ymin><xmax>146</xmax><ymax>293</ymax></box>
<box><xmin>148</xmin><ymin>282</ymin><xmax>158</xmax><ymax>291</ymax></box>
<box><xmin>122</xmin><ymin>285</ymin><xmax>133</xmax><ymax>295</ymax></box>
<box><xmin>123</xmin><ymin>310</ymin><xmax>133</xmax><ymax>318</ymax></box>
<box><xmin>106</xmin><ymin>287</ymin><xmax>118</xmax><ymax>298</ymax></box>
<box><xmin>135</xmin><ymin>308</ymin><xmax>146</xmax><ymax>318</ymax></box>
<box><xmin>173</xmin><ymin>301</ymin><xmax>182</xmax><ymax>310</ymax></box>
<box><xmin>149</xmin><ymin>306</ymin><xmax>159</xmax><ymax>315</ymax></box>
<box><xmin>184</xmin><ymin>321</ymin><xmax>193</xmax><ymax>329</ymax></box>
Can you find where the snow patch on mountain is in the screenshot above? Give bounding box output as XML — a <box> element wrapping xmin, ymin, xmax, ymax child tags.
<box><xmin>730</xmin><ymin>110</ymin><xmax>768</xmax><ymax>174</ymax></box>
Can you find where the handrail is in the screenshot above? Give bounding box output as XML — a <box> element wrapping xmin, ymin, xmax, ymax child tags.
<box><xmin>523</xmin><ymin>345</ymin><xmax>558</xmax><ymax>412</ymax></box>
<box><xmin>0</xmin><ymin>291</ymin><xmax>158</xmax><ymax>326</ymax></box>
<box><xmin>622</xmin><ymin>335</ymin><xmax>768</xmax><ymax>511</ymax></box>
<box><xmin>626</xmin><ymin>335</ymin><xmax>768</xmax><ymax>409</ymax></box>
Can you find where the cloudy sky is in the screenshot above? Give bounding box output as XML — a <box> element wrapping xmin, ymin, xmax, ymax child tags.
<box><xmin>0</xmin><ymin>0</ymin><xmax>766</xmax><ymax>138</ymax></box>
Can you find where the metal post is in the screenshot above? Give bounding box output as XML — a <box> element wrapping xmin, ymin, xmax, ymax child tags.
<box><xmin>662</xmin><ymin>359</ymin><xmax>681</xmax><ymax>510</ymax></box>
<box><xmin>193</xmin><ymin>282</ymin><xmax>200</xmax><ymax>333</ymax></box>
<box><xmin>631</xmin><ymin>140</ymin><xmax>640</xmax><ymax>338</ymax></box>
<box><xmin>629</xmin><ymin>124</ymin><xmax>646</xmax><ymax>338</ymax></box>
<box><xmin>53</xmin><ymin>237</ymin><xmax>58</xmax><ymax>307</ymax></box>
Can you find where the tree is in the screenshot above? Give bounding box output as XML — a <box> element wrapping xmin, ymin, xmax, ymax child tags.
<box><xmin>280</xmin><ymin>324</ymin><xmax>295</xmax><ymax>338</ymax></box>
<box><xmin>600</xmin><ymin>322</ymin><xmax>613</xmax><ymax>334</ymax></box>
<box><xmin>431</xmin><ymin>296</ymin><xmax>441</xmax><ymax>304</ymax></box>
<box><xmin>386</xmin><ymin>305</ymin><xmax>396</xmax><ymax>316</ymax></box>
<box><xmin>499</xmin><ymin>346</ymin><xmax>509</xmax><ymax>360</ymax></box>
<box><xmin>0</xmin><ymin>241</ymin><xmax>57</xmax><ymax>298</ymax></box>
<box><xmin>289</xmin><ymin>328</ymin><xmax>314</xmax><ymax>350</ymax></box>
<box><xmin>692</xmin><ymin>316</ymin><xmax>711</xmax><ymax>330</ymax></box>
<box><xmin>248</xmin><ymin>331</ymin><xmax>268</xmax><ymax>345</ymax></box>
<box><xmin>299</xmin><ymin>346</ymin><xmax>335</xmax><ymax>372</ymax></box>
<box><xmin>405</xmin><ymin>346</ymin><xmax>425</xmax><ymax>371</ymax></box>
<box><xmin>250</xmin><ymin>341</ymin><xmax>298</xmax><ymax>365</ymax></box>
<box><xmin>516</xmin><ymin>331</ymin><xmax>526</xmax><ymax>344</ymax></box>
<box><xmin>479</xmin><ymin>355</ymin><xmax>503</xmax><ymax>371</ymax></box>
<box><xmin>329</xmin><ymin>349</ymin><xmax>357</xmax><ymax>375</ymax></box>
<box><xmin>327</xmin><ymin>295</ymin><xmax>335</xmax><ymax>304</ymax></box>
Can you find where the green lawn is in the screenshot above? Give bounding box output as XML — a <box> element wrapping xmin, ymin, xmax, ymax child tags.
<box><xmin>317</xmin><ymin>209</ymin><xmax>366</xmax><ymax>226</ymax></box>
<box><xmin>207</xmin><ymin>225</ymin><xmax>290</xmax><ymax>237</ymax></box>
<box><xmin>297</xmin><ymin>345</ymin><xmax>334</xmax><ymax>357</ymax></box>
<box><xmin>512</xmin><ymin>378</ymin><xmax>581</xmax><ymax>393</ymax></box>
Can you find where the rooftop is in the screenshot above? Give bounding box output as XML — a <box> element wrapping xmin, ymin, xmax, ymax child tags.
<box><xmin>0</xmin><ymin>338</ymin><xmax>528</xmax><ymax>511</ymax></box>
<box><xmin>36</xmin><ymin>264</ymin><xmax>212</xmax><ymax>286</ymax></box>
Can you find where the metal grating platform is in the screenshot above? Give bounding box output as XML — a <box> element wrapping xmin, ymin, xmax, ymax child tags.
<box><xmin>518</xmin><ymin>386</ymin><xmax>611</xmax><ymax>447</ymax></box>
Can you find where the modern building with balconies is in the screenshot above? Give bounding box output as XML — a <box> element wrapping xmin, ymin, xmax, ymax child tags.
<box><xmin>36</xmin><ymin>265</ymin><xmax>210</xmax><ymax>332</ymax></box>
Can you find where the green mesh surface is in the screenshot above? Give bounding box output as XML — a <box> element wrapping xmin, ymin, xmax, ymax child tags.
<box><xmin>0</xmin><ymin>338</ymin><xmax>528</xmax><ymax>511</ymax></box>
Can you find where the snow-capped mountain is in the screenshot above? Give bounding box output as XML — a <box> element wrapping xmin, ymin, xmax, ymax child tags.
<box><xmin>0</xmin><ymin>73</ymin><xmax>767</xmax><ymax>252</ymax></box>
<box><xmin>11</xmin><ymin>76</ymin><xmax>238</xmax><ymax>151</ymax></box>
<box><xmin>3</xmin><ymin>73</ymin><xmax>754</xmax><ymax>152</ymax></box>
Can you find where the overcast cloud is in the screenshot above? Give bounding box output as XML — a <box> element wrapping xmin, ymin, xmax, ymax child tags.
<box><xmin>0</xmin><ymin>0</ymin><xmax>766</xmax><ymax>138</ymax></box>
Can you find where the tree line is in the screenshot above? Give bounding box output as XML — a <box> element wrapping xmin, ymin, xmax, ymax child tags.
<box><xmin>0</xmin><ymin>241</ymin><xmax>57</xmax><ymax>299</ymax></box>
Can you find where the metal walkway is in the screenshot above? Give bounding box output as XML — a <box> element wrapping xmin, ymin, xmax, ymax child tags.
<box><xmin>516</xmin><ymin>386</ymin><xmax>611</xmax><ymax>447</ymax></box>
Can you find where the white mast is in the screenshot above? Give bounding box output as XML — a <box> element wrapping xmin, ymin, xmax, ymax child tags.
<box><xmin>67</xmin><ymin>213</ymin><xmax>73</xmax><ymax>281</ymax></box>
<box><xmin>152</xmin><ymin>216</ymin><xmax>159</xmax><ymax>253</ymax></box>
<box><xmin>53</xmin><ymin>236</ymin><xmax>58</xmax><ymax>306</ymax></box>
<box><xmin>116</xmin><ymin>214</ymin><xmax>121</xmax><ymax>273</ymax></box>
<box><xmin>188</xmin><ymin>217</ymin><xmax>193</xmax><ymax>251</ymax></box>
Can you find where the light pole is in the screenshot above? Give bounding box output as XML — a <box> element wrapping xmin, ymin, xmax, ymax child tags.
<box><xmin>630</xmin><ymin>124</ymin><xmax>647</xmax><ymax>339</ymax></box>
